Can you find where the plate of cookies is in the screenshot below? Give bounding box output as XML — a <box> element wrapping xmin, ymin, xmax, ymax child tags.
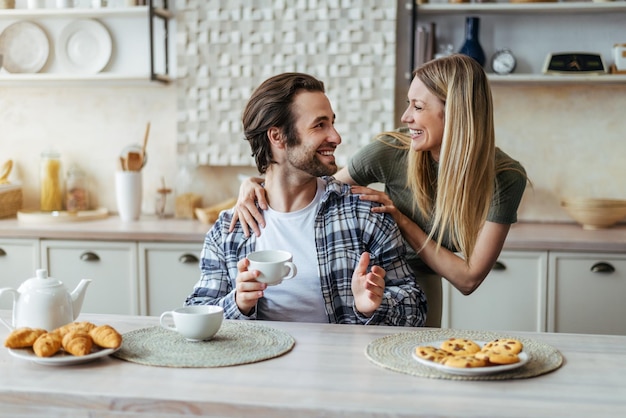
<box><xmin>4</xmin><ymin>321</ymin><xmax>122</xmax><ymax>366</ymax></box>
<box><xmin>413</xmin><ymin>337</ymin><xmax>529</xmax><ymax>376</ymax></box>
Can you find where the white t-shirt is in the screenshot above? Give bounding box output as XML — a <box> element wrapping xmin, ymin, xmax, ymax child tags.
<box><xmin>255</xmin><ymin>179</ymin><xmax>328</xmax><ymax>323</ymax></box>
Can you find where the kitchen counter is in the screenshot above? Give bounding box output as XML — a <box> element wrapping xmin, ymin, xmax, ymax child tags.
<box><xmin>0</xmin><ymin>216</ymin><xmax>211</xmax><ymax>243</ymax></box>
<box><xmin>504</xmin><ymin>222</ymin><xmax>626</xmax><ymax>252</ymax></box>
<box><xmin>1</xmin><ymin>311</ymin><xmax>625</xmax><ymax>417</ymax></box>
<box><xmin>1</xmin><ymin>217</ymin><xmax>626</xmax><ymax>252</ymax></box>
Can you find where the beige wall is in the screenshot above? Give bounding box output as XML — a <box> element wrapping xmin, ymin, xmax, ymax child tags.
<box><xmin>1</xmin><ymin>85</ymin><xmax>179</xmax><ymax>215</ymax></box>
<box><xmin>492</xmin><ymin>83</ymin><xmax>626</xmax><ymax>222</ymax></box>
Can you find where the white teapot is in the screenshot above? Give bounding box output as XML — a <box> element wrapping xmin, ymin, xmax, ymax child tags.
<box><xmin>0</xmin><ymin>269</ymin><xmax>91</xmax><ymax>331</ymax></box>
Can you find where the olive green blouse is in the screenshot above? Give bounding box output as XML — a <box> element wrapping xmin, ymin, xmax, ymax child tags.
<box><xmin>347</xmin><ymin>132</ymin><xmax>527</xmax><ymax>275</ymax></box>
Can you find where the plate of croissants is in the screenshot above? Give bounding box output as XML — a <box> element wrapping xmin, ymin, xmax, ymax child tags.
<box><xmin>4</xmin><ymin>321</ymin><xmax>122</xmax><ymax>366</ymax></box>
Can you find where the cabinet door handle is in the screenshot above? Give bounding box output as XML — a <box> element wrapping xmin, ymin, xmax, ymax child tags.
<box><xmin>590</xmin><ymin>262</ymin><xmax>615</xmax><ymax>274</ymax></box>
<box><xmin>0</xmin><ymin>248</ymin><xmax>5</xmax><ymax>256</ymax></box>
<box><xmin>80</xmin><ymin>252</ymin><xmax>100</xmax><ymax>262</ymax></box>
<box><xmin>179</xmin><ymin>254</ymin><xmax>199</xmax><ymax>264</ymax></box>
<box><xmin>492</xmin><ymin>261</ymin><xmax>506</xmax><ymax>271</ymax></box>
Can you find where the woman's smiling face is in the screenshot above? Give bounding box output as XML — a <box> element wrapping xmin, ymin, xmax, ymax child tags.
<box><xmin>400</xmin><ymin>76</ymin><xmax>446</xmax><ymax>161</ymax></box>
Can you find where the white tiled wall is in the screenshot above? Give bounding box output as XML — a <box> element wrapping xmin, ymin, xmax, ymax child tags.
<box><xmin>175</xmin><ymin>0</ymin><xmax>398</xmax><ymax>167</ymax></box>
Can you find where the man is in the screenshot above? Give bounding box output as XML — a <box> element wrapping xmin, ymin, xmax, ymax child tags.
<box><xmin>185</xmin><ymin>73</ymin><xmax>426</xmax><ymax>326</ymax></box>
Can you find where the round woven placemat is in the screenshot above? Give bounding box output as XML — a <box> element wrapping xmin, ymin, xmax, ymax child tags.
<box><xmin>113</xmin><ymin>321</ymin><xmax>295</xmax><ymax>368</ymax></box>
<box><xmin>365</xmin><ymin>329</ymin><xmax>563</xmax><ymax>381</ymax></box>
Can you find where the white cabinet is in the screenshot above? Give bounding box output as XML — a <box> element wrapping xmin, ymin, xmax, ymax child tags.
<box><xmin>548</xmin><ymin>251</ymin><xmax>626</xmax><ymax>336</ymax></box>
<box><xmin>0</xmin><ymin>238</ymin><xmax>40</xmax><ymax>310</ymax></box>
<box><xmin>40</xmin><ymin>240</ymin><xmax>139</xmax><ymax>315</ymax></box>
<box><xmin>414</xmin><ymin>2</ymin><xmax>626</xmax><ymax>84</ymax></box>
<box><xmin>441</xmin><ymin>250</ymin><xmax>548</xmax><ymax>332</ymax></box>
<box><xmin>138</xmin><ymin>242</ymin><xmax>201</xmax><ymax>316</ymax></box>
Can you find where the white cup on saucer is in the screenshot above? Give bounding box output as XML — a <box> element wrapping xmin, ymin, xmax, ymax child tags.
<box><xmin>159</xmin><ymin>305</ymin><xmax>224</xmax><ymax>342</ymax></box>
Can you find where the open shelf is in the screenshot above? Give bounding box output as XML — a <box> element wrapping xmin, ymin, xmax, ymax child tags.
<box><xmin>413</xmin><ymin>2</ymin><xmax>626</xmax><ymax>85</ymax></box>
<box><xmin>0</xmin><ymin>4</ymin><xmax>172</xmax><ymax>85</ymax></box>
<box><xmin>0</xmin><ymin>6</ymin><xmax>148</xmax><ymax>18</ymax></box>
<box><xmin>417</xmin><ymin>2</ymin><xmax>626</xmax><ymax>15</ymax></box>
<box><xmin>488</xmin><ymin>73</ymin><xmax>626</xmax><ymax>84</ymax></box>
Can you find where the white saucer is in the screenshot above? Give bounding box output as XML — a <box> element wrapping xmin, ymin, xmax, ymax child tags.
<box><xmin>8</xmin><ymin>346</ymin><xmax>119</xmax><ymax>366</ymax></box>
<box><xmin>56</xmin><ymin>19</ymin><xmax>112</xmax><ymax>74</ymax></box>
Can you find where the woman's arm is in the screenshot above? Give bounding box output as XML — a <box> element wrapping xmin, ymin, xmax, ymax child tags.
<box><xmin>351</xmin><ymin>185</ymin><xmax>509</xmax><ymax>295</ymax></box>
<box><xmin>230</xmin><ymin>176</ymin><xmax>266</xmax><ymax>237</ymax></box>
<box><xmin>397</xmin><ymin>217</ymin><xmax>509</xmax><ymax>295</ymax></box>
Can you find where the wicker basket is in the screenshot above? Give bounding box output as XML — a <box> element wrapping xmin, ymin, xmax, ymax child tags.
<box><xmin>0</xmin><ymin>184</ymin><xmax>23</xmax><ymax>218</ymax></box>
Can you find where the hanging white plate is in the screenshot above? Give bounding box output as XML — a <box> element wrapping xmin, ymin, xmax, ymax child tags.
<box><xmin>0</xmin><ymin>21</ymin><xmax>50</xmax><ymax>73</ymax></box>
<box><xmin>57</xmin><ymin>19</ymin><xmax>112</xmax><ymax>74</ymax></box>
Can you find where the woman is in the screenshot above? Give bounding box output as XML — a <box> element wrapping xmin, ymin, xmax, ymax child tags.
<box><xmin>232</xmin><ymin>55</ymin><xmax>527</xmax><ymax>327</ymax></box>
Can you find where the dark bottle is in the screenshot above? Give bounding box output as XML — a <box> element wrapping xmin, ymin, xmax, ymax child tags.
<box><xmin>458</xmin><ymin>16</ymin><xmax>485</xmax><ymax>67</ymax></box>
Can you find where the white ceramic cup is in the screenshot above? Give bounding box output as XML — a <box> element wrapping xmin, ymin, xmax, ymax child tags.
<box><xmin>115</xmin><ymin>171</ymin><xmax>142</xmax><ymax>221</ymax></box>
<box><xmin>247</xmin><ymin>250</ymin><xmax>297</xmax><ymax>286</ymax></box>
<box><xmin>159</xmin><ymin>305</ymin><xmax>224</xmax><ymax>341</ymax></box>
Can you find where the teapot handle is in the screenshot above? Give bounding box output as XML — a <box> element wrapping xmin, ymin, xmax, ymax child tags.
<box><xmin>0</xmin><ymin>288</ymin><xmax>17</xmax><ymax>331</ymax></box>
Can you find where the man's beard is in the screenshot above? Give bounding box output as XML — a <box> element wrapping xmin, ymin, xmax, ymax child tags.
<box><xmin>285</xmin><ymin>136</ymin><xmax>337</xmax><ymax>177</ymax></box>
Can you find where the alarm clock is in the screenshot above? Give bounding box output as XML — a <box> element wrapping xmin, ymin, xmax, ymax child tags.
<box><xmin>543</xmin><ymin>52</ymin><xmax>607</xmax><ymax>75</ymax></box>
<box><xmin>491</xmin><ymin>49</ymin><xmax>516</xmax><ymax>75</ymax></box>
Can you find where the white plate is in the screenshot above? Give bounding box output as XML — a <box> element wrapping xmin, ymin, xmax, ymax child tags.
<box><xmin>0</xmin><ymin>21</ymin><xmax>50</xmax><ymax>73</ymax></box>
<box><xmin>8</xmin><ymin>346</ymin><xmax>119</xmax><ymax>366</ymax></box>
<box><xmin>412</xmin><ymin>340</ymin><xmax>530</xmax><ymax>376</ymax></box>
<box><xmin>56</xmin><ymin>19</ymin><xmax>112</xmax><ymax>74</ymax></box>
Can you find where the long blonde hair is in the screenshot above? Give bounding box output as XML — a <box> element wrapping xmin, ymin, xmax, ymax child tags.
<box><xmin>392</xmin><ymin>55</ymin><xmax>496</xmax><ymax>265</ymax></box>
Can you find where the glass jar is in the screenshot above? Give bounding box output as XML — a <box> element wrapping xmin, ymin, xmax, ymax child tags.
<box><xmin>174</xmin><ymin>160</ymin><xmax>203</xmax><ymax>219</ymax></box>
<box><xmin>66</xmin><ymin>165</ymin><xmax>89</xmax><ymax>212</ymax></box>
<box><xmin>40</xmin><ymin>151</ymin><xmax>63</xmax><ymax>212</ymax></box>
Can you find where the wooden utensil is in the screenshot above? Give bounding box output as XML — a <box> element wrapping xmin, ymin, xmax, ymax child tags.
<box><xmin>126</xmin><ymin>151</ymin><xmax>143</xmax><ymax>171</ymax></box>
<box><xmin>0</xmin><ymin>159</ymin><xmax>12</xmax><ymax>184</ymax></box>
<box><xmin>139</xmin><ymin>122</ymin><xmax>150</xmax><ymax>169</ymax></box>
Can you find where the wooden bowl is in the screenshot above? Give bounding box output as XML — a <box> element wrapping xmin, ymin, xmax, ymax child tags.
<box><xmin>561</xmin><ymin>198</ymin><xmax>626</xmax><ymax>230</ymax></box>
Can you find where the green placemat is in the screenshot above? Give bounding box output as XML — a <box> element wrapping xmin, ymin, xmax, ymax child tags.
<box><xmin>113</xmin><ymin>321</ymin><xmax>295</xmax><ymax>368</ymax></box>
<box><xmin>365</xmin><ymin>329</ymin><xmax>563</xmax><ymax>381</ymax></box>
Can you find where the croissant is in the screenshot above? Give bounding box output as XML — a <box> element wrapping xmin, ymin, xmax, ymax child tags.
<box><xmin>52</xmin><ymin>321</ymin><xmax>97</xmax><ymax>338</ymax></box>
<box><xmin>4</xmin><ymin>327</ymin><xmax>46</xmax><ymax>349</ymax></box>
<box><xmin>62</xmin><ymin>330</ymin><xmax>93</xmax><ymax>356</ymax></box>
<box><xmin>89</xmin><ymin>325</ymin><xmax>122</xmax><ymax>349</ymax></box>
<box><xmin>33</xmin><ymin>332</ymin><xmax>63</xmax><ymax>357</ymax></box>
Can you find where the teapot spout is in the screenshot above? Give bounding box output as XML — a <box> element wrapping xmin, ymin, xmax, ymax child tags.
<box><xmin>70</xmin><ymin>279</ymin><xmax>92</xmax><ymax>320</ymax></box>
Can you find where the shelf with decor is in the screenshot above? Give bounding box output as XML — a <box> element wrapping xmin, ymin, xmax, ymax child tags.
<box><xmin>0</xmin><ymin>3</ymin><xmax>173</xmax><ymax>84</ymax></box>
<box><xmin>416</xmin><ymin>2</ymin><xmax>626</xmax><ymax>15</ymax></box>
<box><xmin>411</xmin><ymin>1</ymin><xmax>626</xmax><ymax>84</ymax></box>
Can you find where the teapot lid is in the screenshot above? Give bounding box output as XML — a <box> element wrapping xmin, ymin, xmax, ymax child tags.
<box><xmin>18</xmin><ymin>269</ymin><xmax>63</xmax><ymax>291</ymax></box>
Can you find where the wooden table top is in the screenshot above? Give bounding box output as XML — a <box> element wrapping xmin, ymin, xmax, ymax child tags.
<box><xmin>1</xmin><ymin>311</ymin><xmax>625</xmax><ymax>417</ymax></box>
